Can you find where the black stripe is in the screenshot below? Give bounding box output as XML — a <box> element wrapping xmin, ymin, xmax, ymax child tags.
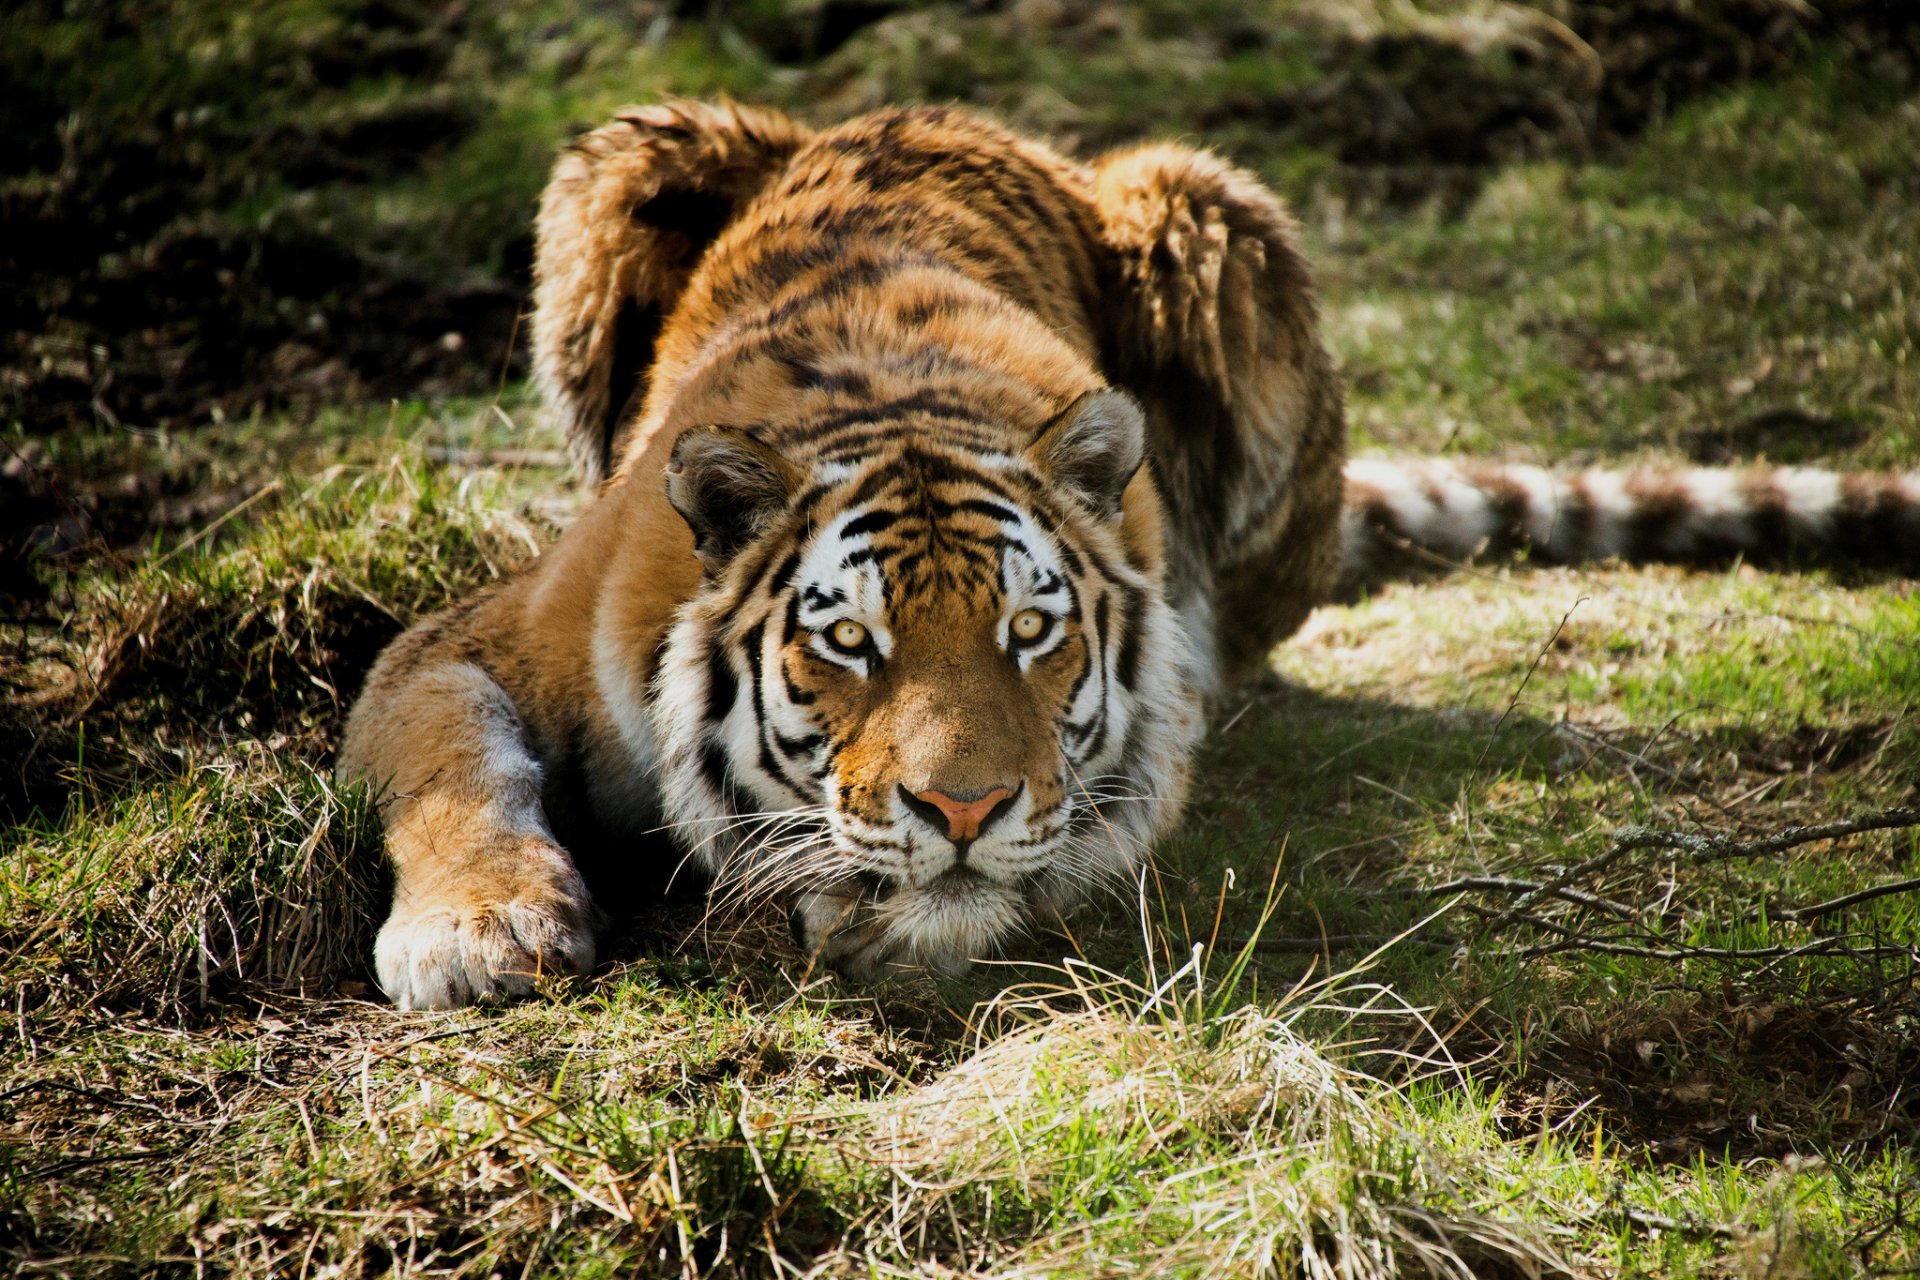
<box><xmin>704</xmin><ymin>645</ymin><xmax>738</xmax><ymax>723</ymax></box>
<box><xmin>931</xmin><ymin>497</ymin><xmax>1021</xmax><ymax>524</ymax></box>
<box><xmin>781</xmin><ymin>668</ymin><xmax>816</xmax><ymax>706</ymax></box>
<box><xmin>699</xmin><ymin>740</ymin><xmax>734</xmax><ymax>800</ymax></box>
<box><xmin>1063</xmin><ymin>630</ymin><xmax>1094</xmax><ymax>704</ymax></box>
<box><xmin>801</xmin><ymin>584</ymin><xmax>846</xmax><ymax>609</ymax></box>
<box><xmin>767</xmin><ymin>546</ymin><xmax>802</xmax><ymax>596</ymax></box>
<box><xmin>1115</xmin><ymin>586</ymin><xmax>1147</xmax><ymax>692</ymax></box>
<box><xmin>743</xmin><ymin>620</ymin><xmax>813</xmax><ymax>802</ymax></box>
<box><xmin>773</xmin><ymin>729</ymin><xmax>825</xmax><ymax>757</ymax></box>
<box><xmin>840</xmin><ymin>508</ymin><xmax>901</xmax><ymax>539</ymax></box>
<box><xmin>737</xmin><ymin>530</ymin><xmax>797</xmax><ymax>602</ymax></box>
<box><xmin>787</xmin><ymin>390</ymin><xmax>983</xmax><ymax>440</ymax></box>
<box><xmin>890</xmin><ymin>548</ymin><xmax>925</xmax><ymax>586</ymax></box>
<box><xmin>813</xmin><ymin>421</ymin><xmax>1005</xmax><ymax>461</ymax></box>
<box><xmin>1076</xmin><ymin>595</ymin><xmax>1113</xmax><ymax>760</ymax></box>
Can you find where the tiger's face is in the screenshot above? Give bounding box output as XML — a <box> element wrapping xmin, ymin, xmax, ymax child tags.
<box><xmin>650</xmin><ymin>390</ymin><xmax>1204</xmax><ymax>976</ymax></box>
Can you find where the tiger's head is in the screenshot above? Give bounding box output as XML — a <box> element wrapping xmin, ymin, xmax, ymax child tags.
<box><xmin>649</xmin><ymin>388</ymin><xmax>1204</xmax><ymax>977</ymax></box>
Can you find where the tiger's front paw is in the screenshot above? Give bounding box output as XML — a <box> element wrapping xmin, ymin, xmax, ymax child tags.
<box><xmin>375</xmin><ymin>875</ymin><xmax>597</xmax><ymax>1011</ymax></box>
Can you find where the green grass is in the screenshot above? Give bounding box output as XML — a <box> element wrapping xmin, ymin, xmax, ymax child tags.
<box><xmin>7</xmin><ymin>15</ymin><xmax>1920</xmax><ymax>1280</ymax></box>
<box><xmin>1322</xmin><ymin>51</ymin><xmax>1920</xmax><ymax>464</ymax></box>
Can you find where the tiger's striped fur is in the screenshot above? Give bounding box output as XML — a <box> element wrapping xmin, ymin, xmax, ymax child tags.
<box><xmin>338</xmin><ymin>101</ymin><xmax>1914</xmax><ymax>1009</ymax></box>
<box><xmin>1338</xmin><ymin>459</ymin><xmax>1920</xmax><ymax>594</ymax></box>
<box><xmin>339</xmin><ymin>102</ymin><xmax>1338</xmax><ymax>1004</ymax></box>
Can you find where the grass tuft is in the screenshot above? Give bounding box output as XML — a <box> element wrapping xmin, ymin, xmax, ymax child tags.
<box><xmin>5</xmin><ymin>442</ymin><xmax>557</xmax><ymax>818</ymax></box>
<box><xmin>827</xmin><ymin>955</ymin><xmax>1578</xmax><ymax>1278</ymax></box>
<box><xmin>2</xmin><ymin>755</ymin><xmax>382</xmax><ymax>1013</ymax></box>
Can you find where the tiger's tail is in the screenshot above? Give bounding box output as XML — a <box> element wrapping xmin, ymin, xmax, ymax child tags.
<box><xmin>1337</xmin><ymin>458</ymin><xmax>1920</xmax><ymax>596</ymax></box>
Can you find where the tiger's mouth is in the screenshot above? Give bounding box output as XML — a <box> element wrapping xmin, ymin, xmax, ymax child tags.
<box><xmin>793</xmin><ymin>865</ymin><xmax>1029</xmax><ymax>977</ymax></box>
<box><xmin>843</xmin><ymin>864</ymin><xmax>1016</xmax><ymax>913</ymax></box>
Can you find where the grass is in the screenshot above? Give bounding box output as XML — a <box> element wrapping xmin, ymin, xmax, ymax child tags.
<box><xmin>1322</xmin><ymin>50</ymin><xmax>1920</xmax><ymax>464</ymax></box>
<box><xmin>6</xmin><ymin>9</ymin><xmax>1920</xmax><ymax>1279</ymax></box>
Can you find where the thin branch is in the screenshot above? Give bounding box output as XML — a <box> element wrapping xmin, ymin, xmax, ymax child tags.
<box><xmin>1517</xmin><ymin>935</ymin><xmax>1918</xmax><ymax>964</ymax></box>
<box><xmin>1259</xmin><ymin>811</ymin><xmax>1920</xmax><ymax>970</ymax></box>
<box><xmin>1610</xmin><ymin>807</ymin><xmax>1920</xmax><ymax>865</ymax></box>
<box><xmin>1378</xmin><ymin>875</ymin><xmax>1638</xmax><ymax>920</ymax></box>
<box><xmin>1767</xmin><ymin>877</ymin><xmax>1920</xmax><ymax>924</ymax></box>
<box><xmin>1221</xmin><ymin>933</ymin><xmax>1457</xmax><ymax>956</ymax></box>
<box><xmin>1483</xmin><ymin>807</ymin><xmax>1920</xmax><ymax>934</ymax></box>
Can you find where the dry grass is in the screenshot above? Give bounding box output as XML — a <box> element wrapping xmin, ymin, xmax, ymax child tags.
<box><xmin>816</xmin><ymin>956</ymin><xmax>1577</xmax><ymax>1279</ymax></box>
<box><xmin>3</xmin><ymin>442</ymin><xmax>561</xmax><ymax>819</ymax></box>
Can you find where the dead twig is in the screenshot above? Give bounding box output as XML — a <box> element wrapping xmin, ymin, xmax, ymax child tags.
<box><xmin>1481</xmin><ymin>807</ymin><xmax>1920</xmax><ymax>936</ymax></box>
<box><xmin>1609</xmin><ymin>807</ymin><xmax>1920</xmax><ymax>865</ymax></box>
<box><xmin>1344</xmin><ymin>808</ymin><xmax>1920</xmax><ymax>972</ymax></box>
<box><xmin>1516</xmin><ymin>936</ymin><xmax>1918</xmax><ymax>964</ymax></box>
<box><xmin>1768</xmin><ymin>877</ymin><xmax>1920</xmax><ymax>924</ymax></box>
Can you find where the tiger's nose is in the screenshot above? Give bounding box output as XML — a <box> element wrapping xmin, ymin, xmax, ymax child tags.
<box><xmin>898</xmin><ymin>783</ymin><xmax>1021</xmax><ymax>853</ymax></box>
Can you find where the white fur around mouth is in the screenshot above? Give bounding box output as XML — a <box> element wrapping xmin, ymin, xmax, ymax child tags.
<box><xmin>879</xmin><ymin>873</ymin><xmax>1026</xmax><ymax>972</ymax></box>
<box><xmin>794</xmin><ymin>869</ymin><xmax>1027</xmax><ymax>978</ymax></box>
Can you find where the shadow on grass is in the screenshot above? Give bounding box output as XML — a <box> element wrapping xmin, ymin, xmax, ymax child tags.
<box><xmin>1091</xmin><ymin>676</ymin><xmax>1920</xmax><ymax>1163</ymax></box>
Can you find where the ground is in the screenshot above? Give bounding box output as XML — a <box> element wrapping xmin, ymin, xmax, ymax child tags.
<box><xmin>3</xmin><ymin>2</ymin><xmax>1919</xmax><ymax>1276</ymax></box>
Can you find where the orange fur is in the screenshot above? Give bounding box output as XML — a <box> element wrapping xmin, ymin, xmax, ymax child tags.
<box><xmin>340</xmin><ymin>103</ymin><xmax>1345</xmax><ymax>1006</ymax></box>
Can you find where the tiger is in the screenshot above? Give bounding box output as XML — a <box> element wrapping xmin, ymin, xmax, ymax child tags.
<box><xmin>338</xmin><ymin>100</ymin><xmax>1920</xmax><ymax>1010</ymax></box>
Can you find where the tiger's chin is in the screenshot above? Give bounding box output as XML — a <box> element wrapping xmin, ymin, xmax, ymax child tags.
<box><xmin>790</xmin><ymin>870</ymin><xmax>1027</xmax><ymax>980</ymax></box>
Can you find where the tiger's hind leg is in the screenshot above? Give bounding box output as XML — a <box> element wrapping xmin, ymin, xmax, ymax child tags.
<box><xmin>1090</xmin><ymin>144</ymin><xmax>1347</xmax><ymax>691</ymax></box>
<box><xmin>533</xmin><ymin>100</ymin><xmax>812</xmax><ymax>484</ymax></box>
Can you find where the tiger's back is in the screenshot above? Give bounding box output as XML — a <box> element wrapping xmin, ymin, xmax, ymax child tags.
<box><xmin>540</xmin><ymin>105</ymin><xmax>1348</xmax><ymax>682</ymax></box>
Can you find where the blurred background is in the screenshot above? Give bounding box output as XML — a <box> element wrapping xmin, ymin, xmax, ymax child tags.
<box><xmin>6</xmin><ymin>0</ymin><xmax>1919</xmax><ymax>607</ymax></box>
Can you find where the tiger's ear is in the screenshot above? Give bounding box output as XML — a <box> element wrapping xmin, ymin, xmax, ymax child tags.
<box><xmin>665</xmin><ymin>428</ymin><xmax>800</xmax><ymax>571</ymax></box>
<box><xmin>1028</xmin><ymin>388</ymin><xmax>1146</xmax><ymax>520</ymax></box>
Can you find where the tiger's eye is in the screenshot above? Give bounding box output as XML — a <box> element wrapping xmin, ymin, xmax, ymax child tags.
<box><xmin>828</xmin><ymin>619</ymin><xmax>869</xmax><ymax>652</ymax></box>
<box><xmin>1010</xmin><ymin>609</ymin><xmax>1048</xmax><ymax>642</ymax></box>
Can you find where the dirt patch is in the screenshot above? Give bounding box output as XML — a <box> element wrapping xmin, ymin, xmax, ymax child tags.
<box><xmin>1502</xmin><ymin>987</ymin><xmax>1920</xmax><ymax>1161</ymax></box>
<box><xmin>2</xmin><ymin>0</ymin><xmax>515</xmax><ymax>437</ymax></box>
